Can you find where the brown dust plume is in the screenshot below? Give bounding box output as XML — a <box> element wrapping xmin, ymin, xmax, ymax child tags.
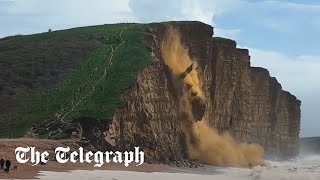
<box><xmin>160</xmin><ymin>26</ymin><xmax>265</xmax><ymax>167</ymax></box>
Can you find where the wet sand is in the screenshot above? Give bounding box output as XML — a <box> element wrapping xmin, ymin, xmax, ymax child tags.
<box><xmin>32</xmin><ymin>157</ymin><xmax>319</xmax><ymax>180</ymax></box>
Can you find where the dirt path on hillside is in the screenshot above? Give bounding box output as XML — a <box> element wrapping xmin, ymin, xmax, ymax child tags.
<box><xmin>28</xmin><ymin>29</ymin><xmax>128</xmax><ymax>139</ymax></box>
<box><xmin>58</xmin><ymin>30</ymin><xmax>126</xmax><ymax>123</ymax></box>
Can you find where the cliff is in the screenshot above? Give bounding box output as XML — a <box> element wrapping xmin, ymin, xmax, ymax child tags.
<box><xmin>0</xmin><ymin>22</ymin><xmax>301</xmax><ymax>165</ymax></box>
<box><xmin>106</xmin><ymin>22</ymin><xmax>301</xmax><ymax>162</ymax></box>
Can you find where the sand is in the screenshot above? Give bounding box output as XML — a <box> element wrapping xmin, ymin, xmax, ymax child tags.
<box><xmin>0</xmin><ymin>139</ymin><xmax>167</xmax><ymax>179</ymax></box>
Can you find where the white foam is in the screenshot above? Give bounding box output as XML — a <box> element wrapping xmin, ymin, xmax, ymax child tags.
<box><xmin>32</xmin><ymin>155</ymin><xmax>320</xmax><ymax>180</ymax></box>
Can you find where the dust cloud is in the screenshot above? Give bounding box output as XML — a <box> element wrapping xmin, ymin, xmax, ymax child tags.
<box><xmin>160</xmin><ymin>26</ymin><xmax>265</xmax><ymax>167</ymax></box>
<box><xmin>188</xmin><ymin>121</ymin><xmax>265</xmax><ymax>167</ymax></box>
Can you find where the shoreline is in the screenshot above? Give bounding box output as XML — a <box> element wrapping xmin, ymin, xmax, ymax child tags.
<box><xmin>0</xmin><ymin>161</ymin><xmax>169</xmax><ymax>179</ymax></box>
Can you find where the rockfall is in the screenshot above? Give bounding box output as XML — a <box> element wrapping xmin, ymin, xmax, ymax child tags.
<box><xmin>104</xmin><ymin>22</ymin><xmax>301</xmax><ymax>163</ymax></box>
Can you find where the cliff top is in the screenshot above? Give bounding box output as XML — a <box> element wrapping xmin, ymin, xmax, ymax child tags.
<box><xmin>212</xmin><ymin>37</ymin><xmax>237</xmax><ymax>47</ymax></box>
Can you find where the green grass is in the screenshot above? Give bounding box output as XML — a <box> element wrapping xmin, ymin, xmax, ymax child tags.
<box><xmin>0</xmin><ymin>23</ymin><xmax>154</xmax><ymax>138</ymax></box>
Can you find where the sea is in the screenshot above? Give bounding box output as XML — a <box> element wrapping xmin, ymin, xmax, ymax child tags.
<box><xmin>35</xmin><ymin>154</ymin><xmax>320</xmax><ymax>180</ymax></box>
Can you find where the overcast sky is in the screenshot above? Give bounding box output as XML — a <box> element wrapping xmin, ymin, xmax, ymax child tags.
<box><xmin>0</xmin><ymin>0</ymin><xmax>319</xmax><ymax>137</ymax></box>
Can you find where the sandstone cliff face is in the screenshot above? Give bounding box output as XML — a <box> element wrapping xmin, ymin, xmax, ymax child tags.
<box><xmin>103</xmin><ymin>22</ymin><xmax>301</xmax><ymax>162</ymax></box>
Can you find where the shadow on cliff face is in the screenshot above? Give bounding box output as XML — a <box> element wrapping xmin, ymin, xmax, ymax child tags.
<box><xmin>160</xmin><ymin>25</ymin><xmax>265</xmax><ymax>167</ymax></box>
<box><xmin>191</xmin><ymin>96</ymin><xmax>206</xmax><ymax>121</ymax></box>
<box><xmin>65</xmin><ymin>117</ymin><xmax>112</xmax><ymax>151</ymax></box>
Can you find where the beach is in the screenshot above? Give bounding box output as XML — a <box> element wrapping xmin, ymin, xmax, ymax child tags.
<box><xmin>1</xmin><ymin>155</ymin><xmax>320</xmax><ymax>180</ymax></box>
<box><xmin>1</xmin><ymin>139</ymin><xmax>320</xmax><ymax>179</ymax></box>
<box><xmin>0</xmin><ymin>139</ymin><xmax>167</xmax><ymax>179</ymax></box>
<box><xmin>35</xmin><ymin>155</ymin><xmax>320</xmax><ymax>180</ymax></box>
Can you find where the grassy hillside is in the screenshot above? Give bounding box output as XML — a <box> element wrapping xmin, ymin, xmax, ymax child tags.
<box><xmin>0</xmin><ymin>23</ymin><xmax>153</xmax><ymax>138</ymax></box>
